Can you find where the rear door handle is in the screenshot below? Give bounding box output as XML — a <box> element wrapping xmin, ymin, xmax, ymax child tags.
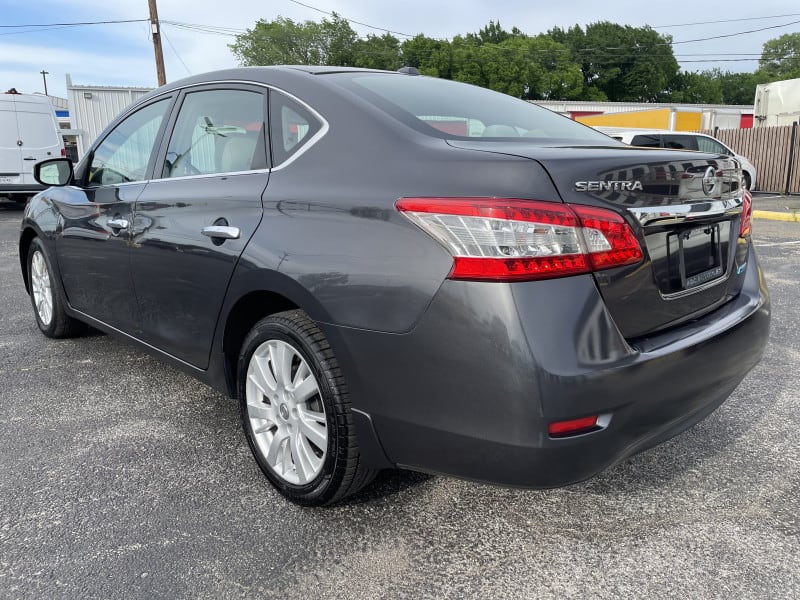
<box><xmin>107</xmin><ymin>218</ymin><xmax>129</xmax><ymax>230</ymax></box>
<box><xmin>201</xmin><ymin>225</ymin><xmax>240</xmax><ymax>240</ymax></box>
<box><xmin>23</xmin><ymin>157</ymin><xmax>37</xmax><ymax>161</ymax></box>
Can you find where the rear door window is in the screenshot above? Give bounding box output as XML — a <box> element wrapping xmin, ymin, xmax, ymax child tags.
<box><xmin>162</xmin><ymin>88</ymin><xmax>268</xmax><ymax>178</ymax></box>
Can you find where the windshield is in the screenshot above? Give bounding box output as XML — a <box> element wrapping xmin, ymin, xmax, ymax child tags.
<box><xmin>332</xmin><ymin>73</ymin><xmax>617</xmax><ymax>145</ymax></box>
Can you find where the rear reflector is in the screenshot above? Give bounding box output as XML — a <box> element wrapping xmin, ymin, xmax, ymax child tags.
<box><xmin>739</xmin><ymin>189</ymin><xmax>752</xmax><ymax>238</ymax></box>
<box><xmin>396</xmin><ymin>198</ymin><xmax>643</xmax><ymax>282</ymax></box>
<box><xmin>548</xmin><ymin>415</ymin><xmax>599</xmax><ymax>437</ymax></box>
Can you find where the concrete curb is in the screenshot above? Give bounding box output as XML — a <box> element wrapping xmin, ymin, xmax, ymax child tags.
<box><xmin>753</xmin><ymin>210</ymin><xmax>800</xmax><ymax>223</ymax></box>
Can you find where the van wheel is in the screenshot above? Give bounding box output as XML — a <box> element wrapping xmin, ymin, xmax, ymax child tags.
<box><xmin>237</xmin><ymin>310</ymin><xmax>376</xmax><ymax>506</ymax></box>
<box><xmin>26</xmin><ymin>238</ymin><xmax>86</xmax><ymax>338</ymax></box>
<box><xmin>743</xmin><ymin>173</ymin><xmax>752</xmax><ymax>190</ymax></box>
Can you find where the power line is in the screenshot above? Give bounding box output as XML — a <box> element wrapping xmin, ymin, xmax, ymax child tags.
<box><xmin>286</xmin><ymin>0</ymin><xmax>415</xmax><ymax>38</ymax></box>
<box><xmin>672</xmin><ymin>18</ymin><xmax>800</xmax><ymax>44</ymax></box>
<box><xmin>653</xmin><ymin>13</ymin><xmax>800</xmax><ymax>28</ymax></box>
<box><xmin>162</xmin><ymin>27</ymin><xmax>192</xmax><ymax>76</ymax></box>
<box><xmin>0</xmin><ymin>19</ymin><xmax>148</xmax><ymax>28</ymax></box>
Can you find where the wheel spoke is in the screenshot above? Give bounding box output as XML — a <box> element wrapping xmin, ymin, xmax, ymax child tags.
<box><xmin>273</xmin><ymin>342</ymin><xmax>294</xmax><ymax>388</ymax></box>
<box><xmin>298</xmin><ymin>412</ymin><xmax>327</xmax><ymax>450</ymax></box>
<box><xmin>290</xmin><ymin>430</ymin><xmax>320</xmax><ymax>484</ymax></box>
<box><xmin>247</xmin><ymin>401</ymin><xmax>275</xmax><ymax>422</ymax></box>
<box><xmin>253</xmin><ymin>354</ymin><xmax>278</xmax><ymax>393</ymax></box>
<box><xmin>302</xmin><ymin>408</ymin><xmax>326</xmax><ymax>425</ymax></box>
<box><xmin>292</xmin><ymin>374</ymin><xmax>318</xmax><ymax>403</ymax></box>
<box><xmin>266</xmin><ymin>428</ymin><xmax>289</xmax><ymax>467</ymax></box>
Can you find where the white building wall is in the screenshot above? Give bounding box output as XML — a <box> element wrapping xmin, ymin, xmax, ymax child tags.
<box><xmin>66</xmin><ymin>75</ymin><xmax>153</xmax><ymax>158</ymax></box>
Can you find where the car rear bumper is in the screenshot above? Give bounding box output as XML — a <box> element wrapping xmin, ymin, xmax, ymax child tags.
<box><xmin>323</xmin><ymin>242</ymin><xmax>770</xmax><ymax>487</ymax></box>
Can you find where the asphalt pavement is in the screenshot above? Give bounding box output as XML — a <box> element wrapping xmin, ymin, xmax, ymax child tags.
<box><xmin>0</xmin><ymin>200</ymin><xmax>798</xmax><ymax>599</ymax></box>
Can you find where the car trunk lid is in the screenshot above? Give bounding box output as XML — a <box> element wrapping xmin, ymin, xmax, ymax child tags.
<box><xmin>447</xmin><ymin>141</ymin><xmax>749</xmax><ymax>339</ymax></box>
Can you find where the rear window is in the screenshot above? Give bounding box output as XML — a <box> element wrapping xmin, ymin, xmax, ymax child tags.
<box><xmin>332</xmin><ymin>74</ymin><xmax>616</xmax><ymax>145</ymax></box>
<box><xmin>660</xmin><ymin>135</ymin><xmax>699</xmax><ymax>151</ymax></box>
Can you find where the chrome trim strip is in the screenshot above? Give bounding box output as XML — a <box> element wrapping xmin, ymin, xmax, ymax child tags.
<box><xmin>147</xmin><ymin>169</ymin><xmax>269</xmax><ymax>184</ymax></box>
<box><xmin>628</xmin><ymin>196</ymin><xmax>744</xmax><ymax>227</ymax></box>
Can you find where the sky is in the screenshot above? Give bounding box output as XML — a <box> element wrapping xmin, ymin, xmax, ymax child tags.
<box><xmin>1</xmin><ymin>0</ymin><xmax>798</xmax><ymax>99</ymax></box>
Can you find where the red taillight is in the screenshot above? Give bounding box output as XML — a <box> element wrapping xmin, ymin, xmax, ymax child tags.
<box><xmin>739</xmin><ymin>189</ymin><xmax>752</xmax><ymax>238</ymax></box>
<box><xmin>61</xmin><ymin>148</ymin><xmax>66</xmax><ymax>157</ymax></box>
<box><xmin>396</xmin><ymin>198</ymin><xmax>643</xmax><ymax>282</ymax></box>
<box><xmin>548</xmin><ymin>415</ymin><xmax>599</xmax><ymax>437</ymax></box>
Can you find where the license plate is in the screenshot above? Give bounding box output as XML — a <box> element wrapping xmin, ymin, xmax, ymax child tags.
<box><xmin>0</xmin><ymin>176</ymin><xmax>15</xmax><ymax>184</ymax></box>
<box><xmin>668</xmin><ymin>224</ymin><xmax>724</xmax><ymax>290</ymax></box>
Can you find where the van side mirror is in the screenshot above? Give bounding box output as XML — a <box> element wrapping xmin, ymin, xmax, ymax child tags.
<box><xmin>34</xmin><ymin>158</ymin><xmax>73</xmax><ymax>187</ymax></box>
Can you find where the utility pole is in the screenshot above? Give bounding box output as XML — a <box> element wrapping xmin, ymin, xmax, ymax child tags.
<box><xmin>147</xmin><ymin>0</ymin><xmax>167</xmax><ymax>86</ymax></box>
<box><xmin>40</xmin><ymin>70</ymin><xmax>49</xmax><ymax>95</ymax></box>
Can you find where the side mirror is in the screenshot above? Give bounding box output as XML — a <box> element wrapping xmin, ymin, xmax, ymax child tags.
<box><xmin>34</xmin><ymin>158</ymin><xmax>74</xmax><ymax>187</ymax></box>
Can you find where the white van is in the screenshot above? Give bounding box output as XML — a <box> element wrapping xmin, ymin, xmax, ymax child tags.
<box><xmin>595</xmin><ymin>127</ymin><xmax>758</xmax><ymax>190</ymax></box>
<box><xmin>0</xmin><ymin>92</ymin><xmax>64</xmax><ymax>203</ymax></box>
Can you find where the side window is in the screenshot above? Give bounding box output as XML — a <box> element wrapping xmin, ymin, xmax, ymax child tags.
<box><xmin>630</xmin><ymin>134</ymin><xmax>661</xmax><ymax>148</ymax></box>
<box><xmin>696</xmin><ymin>136</ymin><xmax>730</xmax><ymax>155</ymax></box>
<box><xmin>162</xmin><ymin>89</ymin><xmax>267</xmax><ymax>178</ymax></box>
<box><xmin>661</xmin><ymin>135</ymin><xmax>699</xmax><ymax>151</ymax></box>
<box><xmin>88</xmin><ymin>98</ymin><xmax>171</xmax><ymax>186</ymax></box>
<box><xmin>269</xmin><ymin>91</ymin><xmax>322</xmax><ymax>167</ymax></box>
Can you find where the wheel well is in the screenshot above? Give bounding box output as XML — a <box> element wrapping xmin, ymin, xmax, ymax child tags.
<box><xmin>222</xmin><ymin>291</ymin><xmax>299</xmax><ymax>397</ymax></box>
<box><xmin>18</xmin><ymin>228</ymin><xmax>37</xmax><ymax>293</ymax></box>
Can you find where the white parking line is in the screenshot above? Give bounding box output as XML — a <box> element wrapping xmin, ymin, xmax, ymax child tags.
<box><xmin>754</xmin><ymin>240</ymin><xmax>800</xmax><ymax>247</ymax></box>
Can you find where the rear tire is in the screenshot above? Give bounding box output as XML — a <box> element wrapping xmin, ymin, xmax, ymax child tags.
<box><xmin>26</xmin><ymin>238</ymin><xmax>86</xmax><ymax>338</ymax></box>
<box><xmin>237</xmin><ymin>309</ymin><xmax>376</xmax><ymax>506</ymax></box>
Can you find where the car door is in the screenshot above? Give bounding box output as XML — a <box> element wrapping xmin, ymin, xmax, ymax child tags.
<box><xmin>130</xmin><ymin>85</ymin><xmax>269</xmax><ymax>368</ymax></box>
<box><xmin>55</xmin><ymin>96</ymin><xmax>174</xmax><ymax>330</ymax></box>
<box><xmin>0</xmin><ymin>96</ymin><xmax>24</xmax><ymax>188</ymax></box>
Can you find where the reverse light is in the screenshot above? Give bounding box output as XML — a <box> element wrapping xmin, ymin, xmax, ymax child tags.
<box><xmin>548</xmin><ymin>415</ymin><xmax>599</xmax><ymax>438</ymax></box>
<box><xmin>739</xmin><ymin>189</ymin><xmax>752</xmax><ymax>238</ymax></box>
<box><xmin>396</xmin><ymin>198</ymin><xmax>643</xmax><ymax>282</ymax></box>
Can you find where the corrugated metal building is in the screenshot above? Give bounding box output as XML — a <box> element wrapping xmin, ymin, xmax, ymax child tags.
<box><xmin>66</xmin><ymin>74</ymin><xmax>153</xmax><ymax>158</ymax></box>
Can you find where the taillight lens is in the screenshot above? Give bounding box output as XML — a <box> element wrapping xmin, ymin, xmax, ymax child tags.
<box><xmin>61</xmin><ymin>148</ymin><xmax>66</xmax><ymax>157</ymax></box>
<box><xmin>739</xmin><ymin>189</ymin><xmax>752</xmax><ymax>238</ymax></box>
<box><xmin>396</xmin><ymin>198</ymin><xmax>643</xmax><ymax>282</ymax></box>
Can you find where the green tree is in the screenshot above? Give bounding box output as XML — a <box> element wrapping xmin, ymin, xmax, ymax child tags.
<box><xmin>229</xmin><ymin>14</ymin><xmax>357</xmax><ymax>66</ymax></box>
<box><xmin>548</xmin><ymin>22</ymin><xmax>679</xmax><ymax>102</ymax></box>
<box><xmin>352</xmin><ymin>34</ymin><xmax>403</xmax><ymax>71</ymax></box>
<box><xmin>758</xmin><ymin>32</ymin><xmax>800</xmax><ymax>80</ymax></box>
<box><xmin>668</xmin><ymin>71</ymin><xmax>723</xmax><ymax>104</ymax></box>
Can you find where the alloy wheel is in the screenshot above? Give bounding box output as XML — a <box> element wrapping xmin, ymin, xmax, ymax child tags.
<box><xmin>30</xmin><ymin>250</ymin><xmax>53</xmax><ymax>326</ymax></box>
<box><xmin>245</xmin><ymin>339</ymin><xmax>328</xmax><ymax>485</ymax></box>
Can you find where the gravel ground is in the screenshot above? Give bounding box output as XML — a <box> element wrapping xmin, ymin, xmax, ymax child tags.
<box><xmin>0</xmin><ymin>202</ymin><xmax>798</xmax><ymax>599</ymax></box>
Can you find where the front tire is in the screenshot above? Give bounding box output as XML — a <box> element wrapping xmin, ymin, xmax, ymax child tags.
<box><xmin>237</xmin><ymin>310</ymin><xmax>376</xmax><ymax>505</ymax></box>
<box><xmin>26</xmin><ymin>238</ymin><xmax>85</xmax><ymax>338</ymax></box>
<box><xmin>743</xmin><ymin>172</ymin><xmax>752</xmax><ymax>190</ymax></box>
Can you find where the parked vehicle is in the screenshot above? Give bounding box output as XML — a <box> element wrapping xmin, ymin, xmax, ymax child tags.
<box><xmin>20</xmin><ymin>67</ymin><xmax>769</xmax><ymax>505</ymax></box>
<box><xmin>754</xmin><ymin>77</ymin><xmax>800</xmax><ymax>128</ymax></box>
<box><xmin>596</xmin><ymin>127</ymin><xmax>758</xmax><ymax>190</ymax></box>
<box><xmin>0</xmin><ymin>91</ymin><xmax>64</xmax><ymax>203</ymax></box>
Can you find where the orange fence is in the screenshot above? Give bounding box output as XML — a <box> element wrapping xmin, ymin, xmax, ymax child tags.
<box><xmin>699</xmin><ymin>124</ymin><xmax>800</xmax><ymax>194</ymax></box>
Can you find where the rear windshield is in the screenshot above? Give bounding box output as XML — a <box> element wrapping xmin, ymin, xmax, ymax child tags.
<box><xmin>332</xmin><ymin>73</ymin><xmax>617</xmax><ymax>145</ymax></box>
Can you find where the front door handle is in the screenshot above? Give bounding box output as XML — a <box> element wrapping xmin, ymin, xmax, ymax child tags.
<box><xmin>107</xmin><ymin>218</ymin><xmax>129</xmax><ymax>230</ymax></box>
<box><xmin>23</xmin><ymin>157</ymin><xmax>37</xmax><ymax>161</ymax></box>
<box><xmin>201</xmin><ymin>225</ymin><xmax>240</xmax><ymax>240</ymax></box>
